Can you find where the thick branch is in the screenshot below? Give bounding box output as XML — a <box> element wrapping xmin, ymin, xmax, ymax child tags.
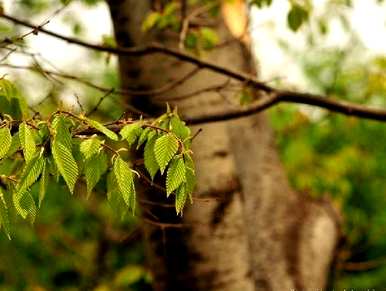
<box><xmin>0</xmin><ymin>13</ymin><xmax>272</xmax><ymax>92</ymax></box>
<box><xmin>279</xmin><ymin>91</ymin><xmax>386</xmax><ymax>121</ymax></box>
<box><xmin>188</xmin><ymin>91</ymin><xmax>386</xmax><ymax>125</ymax></box>
<box><xmin>187</xmin><ymin>94</ymin><xmax>278</xmax><ymax>124</ymax></box>
<box><xmin>3</xmin><ymin>13</ymin><xmax>386</xmax><ymax>124</ymax></box>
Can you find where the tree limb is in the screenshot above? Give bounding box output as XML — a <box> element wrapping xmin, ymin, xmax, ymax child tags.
<box><xmin>188</xmin><ymin>91</ymin><xmax>386</xmax><ymax>125</ymax></box>
<box><xmin>0</xmin><ymin>13</ymin><xmax>272</xmax><ymax>92</ymax></box>
<box><xmin>3</xmin><ymin>13</ymin><xmax>386</xmax><ymax>124</ymax></box>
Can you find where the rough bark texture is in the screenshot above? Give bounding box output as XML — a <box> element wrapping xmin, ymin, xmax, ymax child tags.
<box><xmin>107</xmin><ymin>1</ymin><xmax>340</xmax><ymax>290</ymax></box>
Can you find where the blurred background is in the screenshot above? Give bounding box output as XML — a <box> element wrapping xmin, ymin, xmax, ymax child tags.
<box><xmin>1</xmin><ymin>0</ymin><xmax>386</xmax><ymax>290</ymax></box>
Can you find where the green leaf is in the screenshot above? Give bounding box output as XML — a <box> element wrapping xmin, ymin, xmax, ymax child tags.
<box><xmin>115</xmin><ymin>265</ymin><xmax>146</xmax><ymax>287</ymax></box>
<box><xmin>80</xmin><ymin>137</ymin><xmax>101</xmax><ymax>160</ymax></box>
<box><xmin>120</xmin><ymin>123</ymin><xmax>143</xmax><ymax>146</ymax></box>
<box><xmin>147</xmin><ymin>130</ymin><xmax>157</xmax><ymax>142</ymax></box>
<box><xmin>38</xmin><ymin>160</ymin><xmax>48</xmax><ymax>208</ymax></box>
<box><xmin>185</xmin><ymin>167</ymin><xmax>196</xmax><ymax>204</ymax></box>
<box><xmin>184</xmin><ymin>32</ymin><xmax>198</xmax><ymax>49</ymax></box>
<box><xmin>13</xmin><ymin>152</ymin><xmax>42</xmax><ymax>220</ymax></box>
<box><xmin>200</xmin><ymin>27</ymin><xmax>219</xmax><ymax>50</ymax></box>
<box><xmin>47</xmin><ymin>156</ymin><xmax>59</xmax><ymax>182</ymax></box>
<box><xmin>184</xmin><ymin>153</ymin><xmax>196</xmax><ymax>203</ymax></box>
<box><xmin>0</xmin><ymin>79</ymin><xmax>18</xmax><ymax>101</ymax></box>
<box><xmin>6</xmin><ymin>132</ymin><xmax>20</xmax><ymax>157</ymax></box>
<box><xmin>84</xmin><ymin>152</ymin><xmax>107</xmax><ymax>197</ymax></box>
<box><xmin>19</xmin><ymin>122</ymin><xmax>36</xmax><ymax>162</ymax></box>
<box><xmin>12</xmin><ymin>191</ymin><xmax>27</xmax><ymax>219</ymax></box>
<box><xmin>52</xmin><ymin>142</ymin><xmax>78</xmax><ymax>194</ymax></box>
<box><xmin>164</xmin><ymin>2</ymin><xmax>178</xmax><ymax>16</ymax></box>
<box><xmin>72</xmin><ymin>139</ymin><xmax>85</xmax><ymax>174</ymax></box>
<box><xmin>154</xmin><ymin>134</ymin><xmax>179</xmax><ymax>174</ymax></box>
<box><xmin>13</xmin><ymin>190</ymin><xmax>36</xmax><ymax>223</ymax></box>
<box><xmin>158</xmin><ymin>117</ymin><xmax>170</xmax><ymax>130</ymax></box>
<box><xmin>144</xmin><ymin>136</ymin><xmax>159</xmax><ymax>180</ymax></box>
<box><xmin>85</xmin><ymin>117</ymin><xmax>118</xmax><ymax>141</ymax></box>
<box><xmin>157</xmin><ymin>2</ymin><xmax>179</xmax><ymax>30</ymax></box>
<box><xmin>52</xmin><ymin>116</ymin><xmax>72</xmax><ymax>149</ymax></box>
<box><xmin>107</xmin><ymin>172</ymin><xmax>128</xmax><ymax>219</ymax></box>
<box><xmin>0</xmin><ymin>79</ymin><xmax>27</xmax><ymax>119</ymax></box>
<box><xmin>166</xmin><ymin>156</ymin><xmax>186</xmax><ymax>196</ymax></box>
<box><xmin>142</xmin><ymin>11</ymin><xmax>161</xmax><ymax>31</ymax></box>
<box><xmin>251</xmin><ymin>0</ymin><xmax>273</xmax><ymax>8</ymax></box>
<box><xmin>184</xmin><ymin>152</ymin><xmax>195</xmax><ymax>172</ymax></box>
<box><xmin>37</xmin><ymin>122</ymin><xmax>50</xmax><ymax>143</ymax></box>
<box><xmin>0</xmin><ymin>127</ymin><xmax>12</xmax><ymax>160</ymax></box>
<box><xmin>52</xmin><ymin>119</ymin><xmax>79</xmax><ymax>193</ymax></box>
<box><xmin>17</xmin><ymin>152</ymin><xmax>45</xmax><ymax>194</ymax></box>
<box><xmin>239</xmin><ymin>87</ymin><xmax>254</xmax><ymax>106</ymax></box>
<box><xmin>113</xmin><ymin>156</ymin><xmax>136</xmax><ymax>213</ymax></box>
<box><xmin>170</xmin><ymin>116</ymin><xmax>190</xmax><ymax>140</ymax></box>
<box><xmin>101</xmin><ymin>34</ymin><xmax>116</xmax><ymax>47</ymax></box>
<box><xmin>137</xmin><ymin>127</ymin><xmax>151</xmax><ymax>149</ymax></box>
<box><xmin>287</xmin><ymin>5</ymin><xmax>308</xmax><ymax>32</ymax></box>
<box><xmin>0</xmin><ymin>188</ymin><xmax>11</xmax><ymax>239</ymax></box>
<box><xmin>175</xmin><ymin>184</ymin><xmax>187</xmax><ymax>215</ymax></box>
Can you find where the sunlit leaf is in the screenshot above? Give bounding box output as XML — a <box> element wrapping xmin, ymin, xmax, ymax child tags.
<box><xmin>166</xmin><ymin>156</ymin><xmax>186</xmax><ymax>196</ymax></box>
<box><xmin>113</xmin><ymin>156</ymin><xmax>135</xmax><ymax>213</ymax></box>
<box><xmin>19</xmin><ymin>122</ymin><xmax>36</xmax><ymax>162</ymax></box>
<box><xmin>0</xmin><ymin>127</ymin><xmax>12</xmax><ymax>160</ymax></box>
<box><xmin>154</xmin><ymin>133</ymin><xmax>179</xmax><ymax>174</ymax></box>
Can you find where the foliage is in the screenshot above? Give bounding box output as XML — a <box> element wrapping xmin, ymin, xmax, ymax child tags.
<box><xmin>2</xmin><ymin>0</ymin><xmax>386</xmax><ymax>289</ymax></box>
<box><xmin>270</xmin><ymin>47</ymin><xmax>386</xmax><ymax>288</ymax></box>
<box><xmin>0</xmin><ymin>80</ymin><xmax>196</xmax><ymax>240</ymax></box>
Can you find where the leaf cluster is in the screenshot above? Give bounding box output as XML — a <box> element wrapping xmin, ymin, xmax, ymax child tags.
<box><xmin>0</xmin><ymin>81</ymin><xmax>196</xmax><ymax>239</ymax></box>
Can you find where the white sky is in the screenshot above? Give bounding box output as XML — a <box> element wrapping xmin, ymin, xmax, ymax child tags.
<box><xmin>2</xmin><ymin>1</ymin><xmax>113</xmax><ymax>104</ymax></box>
<box><xmin>2</xmin><ymin>0</ymin><xmax>386</xmax><ymax>102</ymax></box>
<box><xmin>250</xmin><ymin>0</ymin><xmax>386</xmax><ymax>89</ymax></box>
<box><xmin>4</xmin><ymin>1</ymin><xmax>113</xmax><ymax>70</ymax></box>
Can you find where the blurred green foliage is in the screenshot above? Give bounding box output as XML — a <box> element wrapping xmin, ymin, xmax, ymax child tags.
<box><xmin>0</xmin><ymin>179</ymin><xmax>152</xmax><ymax>290</ymax></box>
<box><xmin>2</xmin><ymin>0</ymin><xmax>386</xmax><ymax>290</ymax></box>
<box><xmin>0</xmin><ymin>2</ymin><xmax>153</xmax><ymax>290</ymax></box>
<box><xmin>270</xmin><ymin>46</ymin><xmax>386</xmax><ymax>289</ymax></box>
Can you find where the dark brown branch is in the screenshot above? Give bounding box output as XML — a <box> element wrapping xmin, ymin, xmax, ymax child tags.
<box><xmin>279</xmin><ymin>90</ymin><xmax>386</xmax><ymax>122</ymax></box>
<box><xmin>142</xmin><ymin>217</ymin><xmax>187</xmax><ymax>228</ymax></box>
<box><xmin>4</xmin><ymin>13</ymin><xmax>386</xmax><ymax>124</ymax></box>
<box><xmin>187</xmin><ymin>90</ymin><xmax>386</xmax><ymax>125</ymax></box>
<box><xmin>73</xmin><ymin>90</ymin><xmax>386</xmax><ymax>129</ymax></box>
<box><xmin>74</xmin><ymin>93</ymin><xmax>85</xmax><ymax>112</ymax></box>
<box><xmin>178</xmin><ymin>2</ymin><xmax>214</xmax><ymax>49</ymax></box>
<box><xmin>186</xmin><ymin>94</ymin><xmax>278</xmax><ymax>124</ymax></box>
<box><xmin>0</xmin><ymin>13</ymin><xmax>273</xmax><ymax>92</ymax></box>
<box><xmin>340</xmin><ymin>257</ymin><xmax>386</xmax><ymax>271</ymax></box>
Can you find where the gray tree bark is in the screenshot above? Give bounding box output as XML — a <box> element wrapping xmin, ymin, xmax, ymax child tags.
<box><xmin>107</xmin><ymin>1</ymin><xmax>340</xmax><ymax>290</ymax></box>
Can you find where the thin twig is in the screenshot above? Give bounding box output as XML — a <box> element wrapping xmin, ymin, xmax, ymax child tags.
<box><xmin>159</xmin><ymin>79</ymin><xmax>232</xmax><ymax>101</ymax></box>
<box><xmin>74</xmin><ymin>93</ymin><xmax>85</xmax><ymax>112</ymax></box>
<box><xmin>142</xmin><ymin>217</ymin><xmax>187</xmax><ymax>228</ymax></box>
<box><xmin>179</xmin><ymin>2</ymin><xmax>216</xmax><ymax>49</ymax></box>
<box><xmin>86</xmin><ymin>88</ymin><xmax>114</xmax><ymax>116</ymax></box>
<box><xmin>0</xmin><ymin>62</ymin><xmax>199</xmax><ymax>97</ymax></box>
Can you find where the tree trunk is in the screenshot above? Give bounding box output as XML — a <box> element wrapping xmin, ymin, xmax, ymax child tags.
<box><xmin>107</xmin><ymin>1</ymin><xmax>340</xmax><ymax>290</ymax></box>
